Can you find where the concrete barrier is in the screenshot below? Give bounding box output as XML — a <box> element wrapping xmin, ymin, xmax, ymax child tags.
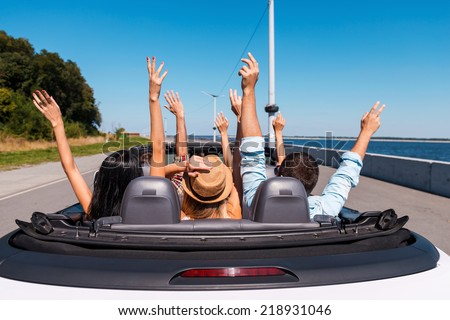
<box><xmin>361</xmin><ymin>154</ymin><xmax>432</xmax><ymax>193</ymax></box>
<box><xmin>430</xmin><ymin>162</ymin><xmax>450</xmax><ymax>197</ymax></box>
<box><xmin>287</xmin><ymin>145</ymin><xmax>450</xmax><ymax>198</ymax></box>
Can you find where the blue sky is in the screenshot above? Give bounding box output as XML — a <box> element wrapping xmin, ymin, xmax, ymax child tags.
<box><xmin>1</xmin><ymin>0</ymin><xmax>449</xmax><ymax>138</ymax></box>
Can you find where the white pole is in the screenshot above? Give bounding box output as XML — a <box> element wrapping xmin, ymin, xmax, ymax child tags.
<box><xmin>268</xmin><ymin>0</ymin><xmax>275</xmax><ymax>107</ymax></box>
<box><xmin>201</xmin><ymin>91</ymin><xmax>222</xmax><ymax>143</ymax></box>
<box><xmin>266</xmin><ymin>0</ymin><xmax>278</xmax><ymax>150</ymax></box>
<box><xmin>213</xmin><ymin>96</ymin><xmax>217</xmax><ymax>142</ymax></box>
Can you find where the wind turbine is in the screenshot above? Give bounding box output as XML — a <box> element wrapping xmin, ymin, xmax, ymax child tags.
<box><xmin>201</xmin><ymin>91</ymin><xmax>224</xmax><ymax>142</ymax></box>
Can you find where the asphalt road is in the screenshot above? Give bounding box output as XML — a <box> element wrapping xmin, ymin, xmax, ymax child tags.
<box><xmin>314</xmin><ymin>166</ymin><xmax>450</xmax><ymax>255</ymax></box>
<box><xmin>0</xmin><ymin>154</ymin><xmax>104</xmax><ymax>236</ymax></box>
<box><xmin>1</xmin><ymin>154</ymin><xmax>449</xmax><ymax>254</ymax></box>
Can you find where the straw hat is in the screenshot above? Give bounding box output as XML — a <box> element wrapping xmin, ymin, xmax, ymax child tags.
<box><xmin>181</xmin><ymin>155</ymin><xmax>233</xmax><ymax>204</ymax></box>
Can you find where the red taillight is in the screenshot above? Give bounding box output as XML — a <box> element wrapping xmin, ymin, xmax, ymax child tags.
<box><xmin>180</xmin><ymin>267</ymin><xmax>286</xmax><ymax>278</ymax></box>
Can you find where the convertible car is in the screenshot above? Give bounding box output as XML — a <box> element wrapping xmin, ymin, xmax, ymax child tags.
<box><xmin>0</xmin><ymin>143</ymin><xmax>449</xmax><ymax>299</ymax></box>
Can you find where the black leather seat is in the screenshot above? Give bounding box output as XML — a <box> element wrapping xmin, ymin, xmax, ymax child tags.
<box><xmin>251</xmin><ymin>177</ymin><xmax>310</xmax><ymax>223</ymax></box>
<box><xmin>120</xmin><ymin>176</ymin><xmax>181</xmax><ymax>224</ymax></box>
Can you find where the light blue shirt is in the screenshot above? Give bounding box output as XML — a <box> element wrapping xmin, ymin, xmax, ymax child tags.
<box><xmin>240</xmin><ymin>136</ymin><xmax>363</xmax><ymax>219</ymax></box>
<box><xmin>240</xmin><ymin>137</ymin><xmax>267</xmax><ymax>210</ymax></box>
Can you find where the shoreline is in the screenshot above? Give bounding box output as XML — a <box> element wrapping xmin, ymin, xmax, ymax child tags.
<box><xmin>188</xmin><ymin>135</ymin><xmax>450</xmax><ymax>143</ymax></box>
<box><xmin>282</xmin><ymin>137</ymin><xmax>450</xmax><ymax>143</ymax></box>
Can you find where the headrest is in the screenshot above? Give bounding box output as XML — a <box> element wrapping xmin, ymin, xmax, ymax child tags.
<box><xmin>120</xmin><ymin>176</ymin><xmax>181</xmax><ymax>224</ymax></box>
<box><xmin>251</xmin><ymin>177</ymin><xmax>310</xmax><ymax>223</ymax></box>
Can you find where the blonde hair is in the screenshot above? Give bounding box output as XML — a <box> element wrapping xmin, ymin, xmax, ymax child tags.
<box><xmin>182</xmin><ymin>192</ymin><xmax>226</xmax><ymax>219</ymax></box>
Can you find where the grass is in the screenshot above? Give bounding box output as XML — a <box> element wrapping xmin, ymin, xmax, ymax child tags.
<box><xmin>0</xmin><ymin>136</ymin><xmax>150</xmax><ymax>171</ymax></box>
<box><xmin>0</xmin><ymin>135</ymin><xmax>105</xmax><ymax>152</ymax></box>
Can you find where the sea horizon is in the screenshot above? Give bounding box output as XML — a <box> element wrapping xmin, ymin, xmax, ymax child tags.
<box><xmin>184</xmin><ymin>135</ymin><xmax>450</xmax><ymax>163</ymax></box>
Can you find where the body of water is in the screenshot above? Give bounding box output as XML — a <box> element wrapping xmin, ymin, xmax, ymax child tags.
<box><xmin>284</xmin><ymin>138</ymin><xmax>450</xmax><ymax>163</ymax></box>
<box><xmin>193</xmin><ymin>135</ymin><xmax>450</xmax><ymax>163</ymax></box>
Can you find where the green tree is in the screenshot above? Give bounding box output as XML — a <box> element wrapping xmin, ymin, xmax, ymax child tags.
<box><xmin>4</xmin><ymin>91</ymin><xmax>52</xmax><ymax>140</ymax></box>
<box><xmin>65</xmin><ymin>121</ymin><xmax>87</xmax><ymax>138</ymax></box>
<box><xmin>31</xmin><ymin>50</ymin><xmax>101</xmax><ymax>133</ymax></box>
<box><xmin>0</xmin><ymin>30</ymin><xmax>102</xmax><ymax>139</ymax></box>
<box><xmin>0</xmin><ymin>31</ymin><xmax>34</xmax><ymax>92</ymax></box>
<box><xmin>0</xmin><ymin>88</ymin><xmax>16</xmax><ymax>124</ymax></box>
<box><xmin>115</xmin><ymin>127</ymin><xmax>126</xmax><ymax>141</ymax></box>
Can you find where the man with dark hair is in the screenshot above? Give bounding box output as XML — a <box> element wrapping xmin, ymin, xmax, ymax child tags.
<box><xmin>277</xmin><ymin>152</ymin><xmax>319</xmax><ymax>194</ymax></box>
<box><xmin>238</xmin><ymin>52</ymin><xmax>385</xmax><ymax>219</ymax></box>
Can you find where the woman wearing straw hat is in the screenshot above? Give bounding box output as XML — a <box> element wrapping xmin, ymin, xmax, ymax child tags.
<box><xmin>181</xmin><ymin>154</ymin><xmax>241</xmax><ymax>220</ymax></box>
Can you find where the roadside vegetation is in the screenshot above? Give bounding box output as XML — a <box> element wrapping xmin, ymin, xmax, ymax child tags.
<box><xmin>0</xmin><ymin>31</ymin><xmax>101</xmax><ymax>140</ymax></box>
<box><xmin>0</xmin><ymin>135</ymin><xmax>150</xmax><ymax>171</ymax></box>
<box><xmin>0</xmin><ymin>31</ymin><xmax>153</xmax><ymax>171</ymax></box>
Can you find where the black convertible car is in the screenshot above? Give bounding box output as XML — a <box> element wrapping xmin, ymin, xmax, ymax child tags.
<box><xmin>0</xmin><ymin>143</ymin><xmax>449</xmax><ymax>299</ymax></box>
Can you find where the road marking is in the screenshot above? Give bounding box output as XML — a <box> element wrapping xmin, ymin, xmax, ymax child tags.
<box><xmin>0</xmin><ymin>169</ymin><xmax>97</xmax><ymax>201</ymax></box>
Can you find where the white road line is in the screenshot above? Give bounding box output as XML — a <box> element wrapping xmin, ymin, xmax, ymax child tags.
<box><xmin>0</xmin><ymin>169</ymin><xmax>97</xmax><ymax>201</ymax></box>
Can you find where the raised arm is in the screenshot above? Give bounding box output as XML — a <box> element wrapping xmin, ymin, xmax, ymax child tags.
<box><xmin>351</xmin><ymin>101</ymin><xmax>385</xmax><ymax>160</ymax></box>
<box><xmin>214</xmin><ymin>112</ymin><xmax>232</xmax><ymax>168</ymax></box>
<box><xmin>230</xmin><ymin>89</ymin><xmax>242</xmax><ymax>124</ymax></box>
<box><xmin>147</xmin><ymin>56</ymin><xmax>168</xmax><ymax>177</ymax></box>
<box><xmin>32</xmin><ymin>90</ymin><xmax>92</xmax><ymax>213</ymax></box>
<box><xmin>239</xmin><ymin>52</ymin><xmax>261</xmax><ymax>138</ymax></box>
<box><xmin>164</xmin><ymin>159</ymin><xmax>211</xmax><ymax>178</ymax></box>
<box><xmin>229</xmin><ymin>89</ymin><xmax>243</xmax><ymax>203</ymax></box>
<box><xmin>164</xmin><ymin>90</ymin><xmax>187</xmax><ymax>160</ymax></box>
<box><xmin>309</xmin><ymin>101</ymin><xmax>386</xmax><ymax>218</ymax></box>
<box><xmin>238</xmin><ymin>53</ymin><xmax>266</xmax><ymax>209</ymax></box>
<box><xmin>272</xmin><ymin>112</ymin><xmax>286</xmax><ymax>166</ymax></box>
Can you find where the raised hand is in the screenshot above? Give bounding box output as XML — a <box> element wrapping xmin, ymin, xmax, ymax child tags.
<box><xmin>239</xmin><ymin>52</ymin><xmax>259</xmax><ymax>92</ymax></box>
<box><xmin>32</xmin><ymin>89</ymin><xmax>92</xmax><ymax>213</ymax></box>
<box><xmin>147</xmin><ymin>56</ymin><xmax>168</xmax><ymax>101</ymax></box>
<box><xmin>360</xmin><ymin>101</ymin><xmax>385</xmax><ymax>136</ymax></box>
<box><xmin>272</xmin><ymin>112</ymin><xmax>285</xmax><ymax>133</ymax></box>
<box><xmin>186</xmin><ymin>155</ymin><xmax>212</xmax><ymax>178</ymax></box>
<box><xmin>351</xmin><ymin>101</ymin><xmax>386</xmax><ymax>161</ymax></box>
<box><xmin>229</xmin><ymin>89</ymin><xmax>242</xmax><ymax>121</ymax></box>
<box><xmin>147</xmin><ymin>56</ymin><xmax>168</xmax><ymax>176</ymax></box>
<box><xmin>272</xmin><ymin>112</ymin><xmax>286</xmax><ymax>166</ymax></box>
<box><xmin>164</xmin><ymin>90</ymin><xmax>184</xmax><ymax>118</ymax></box>
<box><xmin>214</xmin><ymin>112</ymin><xmax>229</xmax><ymax>134</ymax></box>
<box><xmin>32</xmin><ymin>90</ymin><xmax>63</xmax><ymax>128</ymax></box>
<box><xmin>238</xmin><ymin>52</ymin><xmax>262</xmax><ymax>138</ymax></box>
